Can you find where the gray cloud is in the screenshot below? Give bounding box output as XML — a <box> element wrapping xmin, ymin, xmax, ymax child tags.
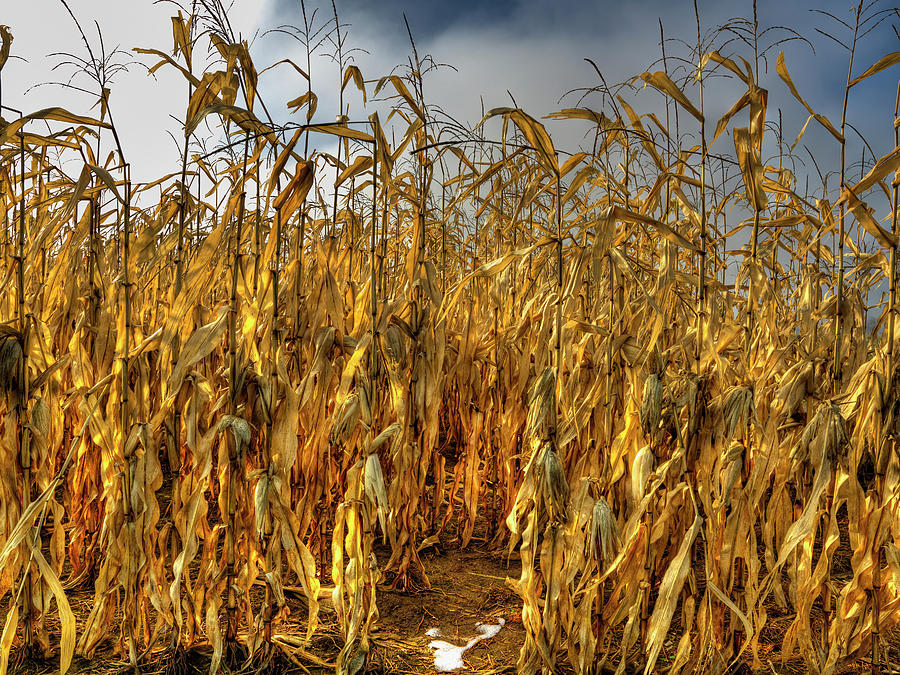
<box><xmin>2</xmin><ymin>0</ymin><xmax>898</xmax><ymax>198</ymax></box>
<box><xmin>257</xmin><ymin>0</ymin><xmax>898</xmax><ymax>159</ymax></box>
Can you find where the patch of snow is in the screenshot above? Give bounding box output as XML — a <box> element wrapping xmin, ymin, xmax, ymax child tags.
<box><xmin>429</xmin><ymin>638</ymin><xmax>479</xmax><ymax>672</ymax></box>
<box><xmin>425</xmin><ymin>618</ymin><xmax>506</xmax><ymax>671</ymax></box>
<box><xmin>474</xmin><ymin>620</ymin><xmax>504</xmax><ymax>639</ymax></box>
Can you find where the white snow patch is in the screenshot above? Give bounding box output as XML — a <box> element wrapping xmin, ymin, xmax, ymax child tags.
<box><xmin>474</xmin><ymin>618</ymin><xmax>505</xmax><ymax>639</ymax></box>
<box><xmin>429</xmin><ymin>638</ymin><xmax>480</xmax><ymax>672</ymax></box>
<box><xmin>425</xmin><ymin>618</ymin><xmax>506</xmax><ymax>671</ymax></box>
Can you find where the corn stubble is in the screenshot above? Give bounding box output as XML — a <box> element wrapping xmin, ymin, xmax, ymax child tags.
<box><xmin>0</xmin><ymin>2</ymin><xmax>900</xmax><ymax>674</ymax></box>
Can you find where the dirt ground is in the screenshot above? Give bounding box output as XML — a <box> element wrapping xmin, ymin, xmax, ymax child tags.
<box><xmin>367</xmin><ymin>548</ymin><xmax>524</xmax><ymax>674</ymax></box>
<box><xmin>7</xmin><ymin>525</ymin><xmax>900</xmax><ymax>674</ymax></box>
<box><xmin>6</xmin><ymin>543</ymin><xmax>527</xmax><ymax>675</ymax></box>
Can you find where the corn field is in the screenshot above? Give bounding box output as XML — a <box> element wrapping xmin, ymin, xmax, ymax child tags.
<box><xmin>1</xmin><ymin>1</ymin><xmax>900</xmax><ymax>673</ymax></box>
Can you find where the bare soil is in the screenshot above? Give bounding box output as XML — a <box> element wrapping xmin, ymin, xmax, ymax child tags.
<box><xmin>6</xmin><ymin>543</ymin><xmax>526</xmax><ymax>675</ymax></box>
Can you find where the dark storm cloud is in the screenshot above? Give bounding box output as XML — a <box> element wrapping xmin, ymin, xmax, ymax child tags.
<box><xmin>4</xmin><ymin>0</ymin><xmax>899</xmax><ymax>190</ymax></box>
<box><xmin>261</xmin><ymin>0</ymin><xmax>898</xmax><ymax>151</ymax></box>
<box><xmin>269</xmin><ymin>0</ymin><xmax>518</xmax><ymax>40</ymax></box>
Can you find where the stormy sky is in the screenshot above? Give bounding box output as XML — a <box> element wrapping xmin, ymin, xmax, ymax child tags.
<box><xmin>1</xmin><ymin>0</ymin><xmax>898</xmax><ymax>202</ymax></box>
